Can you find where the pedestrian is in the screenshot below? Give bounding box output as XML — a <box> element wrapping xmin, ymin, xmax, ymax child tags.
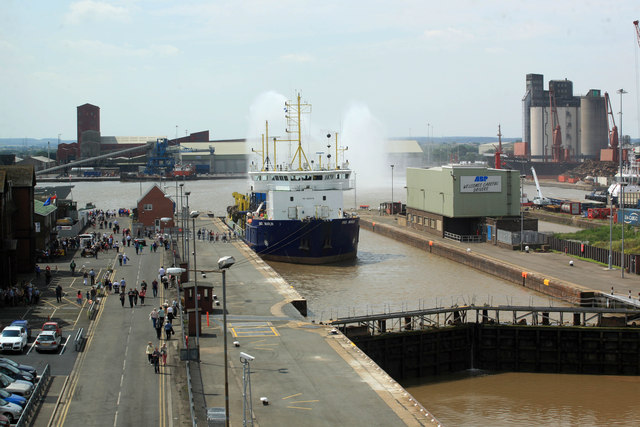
<box><xmin>140</xmin><ymin>288</ymin><xmax>146</xmax><ymax>305</ymax></box>
<box><xmin>120</xmin><ymin>291</ymin><xmax>125</xmax><ymax>307</ymax></box>
<box><xmin>83</xmin><ymin>271</ymin><xmax>88</xmax><ymax>286</ymax></box>
<box><xmin>45</xmin><ymin>268</ymin><xmax>52</xmax><ymax>286</ymax></box>
<box><xmin>134</xmin><ymin>288</ymin><xmax>139</xmax><ymax>306</ymax></box>
<box><xmin>35</xmin><ymin>264</ymin><xmax>41</xmax><ymax>280</ymax></box>
<box><xmin>146</xmin><ymin>341</ymin><xmax>154</xmax><ymax>364</ymax></box>
<box><xmin>158</xmin><ymin>307</ymin><xmax>165</xmax><ymax>326</ymax></box>
<box><xmin>123</xmin><ymin>254</ymin><xmax>128</xmax><ymax>265</ymax></box>
<box><xmin>55</xmin><ymin>284</ymin><xmax>63</xmax><ymax>303</ymax></box>
<box><xmin>128</xmin><ymin>290</ymin><xmax>134</xmax><ymax>308</ymax></box>
<box><xmin>152</xmin><ymin>279</ymin><xmax>158</xmax><ymax>297</ymax></box>
<box><xmin>90</xmin><ymin>286</ymin><xmax>96</xmax><ymax>301</ymax></box>
<box><xmin>120</xmin><ymin>278</ymin><xmax>126</xmax><ymax>294</ymax></box>
<box><xmin>76</xmin><ymin>290</ymin><xmax>82</xmax><ymax>305</ymax></box>
<box><xmin>89</xmin><ymin>268</ymin><xmax>96</xmax><ymax>286</ymax></box>
<box><xmin>135</xmin><ymin>244</ymin><xmax>139</xmax><ymax>255</ymax></box>
<box><xmin>167</xmin><ymin>304</ymin><xmax>174</xmax><ymax>322</ymax></box>
<box><xmin>150</xmin><ymin>308</ymin><xmax>158</xmax><ymax>328</ymax></box>
<box><xmin>70</xmin><ymin>260</ymin><xmax>76</xmax><ymax>275</ymax></box>
<box><xmin>151</xmin><ymin>347</ymin><xmax>160</xmax><ymax>373</ymax></box>
<box><xmin>164</xmin><ymin>321</ymin><xmax>174</xmax><ymax>340</ymax></box>
<box><xmin>162</xmin><ymin>276</ymin><xmax>169</xmax><ymax>290</ymax></box>
<box><xmin>155</xmin><ymin>323</ymin><xmax>162</xmax><ymax>339</ymax></box>
<box><xmin>118</xmin><ymin>253</ymin><xmax>123</xmax><ymax>266</ymax></box>
<box><xmin>160</xmin><ymin>343</ymin><xmax>167</xmax><ymax>366</ymax></box>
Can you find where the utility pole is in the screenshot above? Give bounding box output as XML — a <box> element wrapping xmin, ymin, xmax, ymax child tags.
<box><xmin>618</xmin><ymin>88</ymin><xmax>627</xmax><ymax>278</ymax></box>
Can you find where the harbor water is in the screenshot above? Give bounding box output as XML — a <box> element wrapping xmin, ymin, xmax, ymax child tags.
<box><xmin>41</xmin><ymin>179</ymin><xmax>640</xmax><ymax>425</ymax></box>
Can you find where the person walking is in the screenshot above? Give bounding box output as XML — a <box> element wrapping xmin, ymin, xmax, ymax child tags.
<box><xmin>120</xmin><ymin>278</ymin><xmax>126</xmax><ymax>294</ymax></box>
<box><xmin>145</xmin><ymin>341</ymin><xmax>154</xmax><ymax>364</ymax></box>
<box><xmin>83</xmin><ymin>271</ymin><xmax>88</xmax><ymax>286</ymax></box>
<box><xmin>155</xmin><ymin>323</ymin><xmax>162</xmax><ymax>339</ymax></box>
<box><xmin>55</xmin><ymin>284</ymin><xmax>63</xmax><ymax>303</ymax></box>
<box><xmin>119</xmin><ymin>291</ymin><xmax>125</xmax><ymax>307</ymax></box>
<box><xmin>45</xmin><ymin>268</ymin><xmax>52</xmax><ymax>286</ymax></box>
<box><xmin>150</xmin><ymin>308</ymin><xmax>158</xmax><ymax>328</ymax></box>
<box><xmin>151</xmin><ymin>347</ymin><xmax>160</xmax><ymax>373</ymax></box>
<box><xmin>118</xmin><ymin>253</ymin><xmax>123</xmax><ymax>266</ymax></box>
<box><xmin>139</xmin><ymin>288</ymin><xmax>146</xmax><ymax>305</ymax></box>
<box><xmin>76</xmin><ymin>290</ymin><xmax>82</xmax><ymax>305</ymax></box>
<box><xmin>70</xmin><ymin>260</ymin><xmax>76</xmax><ymax>276</ymax></box>
<box><xmin>128</xmin><ymin>289</ymin><xmax>134</xmax><ymax>308</ymax></box>
<box><xmin>152</xmin><ymin>279</ymin><xmax>158</xmax><ymax>298</ymax></box>
<box><xmin>89</xmin><ymin>268</ymin><xmax>96</xmax><ymax>286</ymax></box>
<box><xmin>133</xmin><ymin>288</ymin><xmax>139</xmax><ymax>306</ymax></box>
<box><xmin>160</xmin><ymin>343</ymin><xmax>167</xmax><ymax>366</ymax></box>
<box><xmin>123</xmin><ymin>253</ymin><xmax>128</xmax><ymax>265</ymax></box>
<box><xmin>158</xmin><ymin>307</ymin><xmax>165</xmax><ymax>327</ymax></box>
<box><xmin>164</xmin><ymin>321</ymin><xmax>174</xmax><ymax>340</ymax></box>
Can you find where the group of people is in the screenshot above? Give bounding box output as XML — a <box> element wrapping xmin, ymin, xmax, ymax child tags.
<box><xmin>149</xmin><ymin>299</ymin><xmax>178</xmax><ymax>340</ymax></box>
<box><xmin>145</xmin><ymin>341</ymin><xmax>167</xmax><ymax>373</ymax></box>
<box><xmin>196</xmin><ymin>228</ymin><xmax>235</xmax><ymax>243</ymax></box>
<box><xmin>0</xmin><ymin>282</ymin><xmax>40</xmax><ymax>307</ymax></box>
<box><xmin>118</xmin><ymin>279</ymin><xmax>148</xmax><ymax>307</ymax></box>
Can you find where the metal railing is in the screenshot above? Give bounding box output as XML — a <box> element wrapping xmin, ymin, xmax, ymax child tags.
<box><xmin>444</xmin><ymin>231</ymin><xmax>484</xmax><ymax>243</ymax></box>
<box><xmin>15</xmin><ymin>364</ymin><xmax>50</xmax><ymax>427</ymax></box>
<box><xmin>74</xmin><ymin>328</ymin><xmax>84</xmax><ymax>351</ymax></box>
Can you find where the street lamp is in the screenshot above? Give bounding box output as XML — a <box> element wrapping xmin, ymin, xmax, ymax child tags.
<box><xmin>190</xmin><ymin>210</ymin><xmax>200</xmax><ymax>348</ymax></box>
<box><xmin>160</xmin><ymin>217</ymin><xmax>172</xmax><ymax>262</ymax></box>
<box><xmin>520</xmin><ymin>175</ymin><xmax>525</xmax><ymax>251</ymax></box>
<box><xmin>179</xmin><ymin>184</ymin><xmax>185</xmax><ymax>258</ymax></box>
<box><xmin>617</xmin><ymin>88</ymin><xmax>627</xmax><ymax>278</ymax></box>
<box><xmin>218</xmin><ymin>255</ymin><xmax>236</xmax><ymax>427</ymax></box>
<box><xmin>390</xmin><ymin>164</ymin><xmax>395</xmax><ymax>215</ymax></box>
<box><xmin>185</xmin><ymin>191</ymin><xmax>191</xmax><ymax>267</ymax></box>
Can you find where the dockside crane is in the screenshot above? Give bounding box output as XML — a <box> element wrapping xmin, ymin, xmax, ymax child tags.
<box><xmin>531</xmin><ymin>166</ymin><xmax>551</xmax><ymax>206</ymax></box>
<box><xmin>604</xmin><ymin>92</ymin><xmax>619</xmax><ymax>162</ymax></box>
<box><xmin>493</xmin><ymin>124</ymin><xmax>504</xmax><ymax>169</ymax></box>
<box><xmin>549</xmin><ymin>88</ymin><xmax>565</xmax><ymax>163</ymax></box>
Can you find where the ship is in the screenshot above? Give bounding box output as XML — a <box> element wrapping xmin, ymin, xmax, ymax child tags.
<box><xmin>172</xmin><ymin>163</ymin><xmax>196</xmax><ymax>178</ymax></box>
<box><xmin>226</xmin><ymin>94</ymin><xmax>360</xmax><ymax>264</ymax></box>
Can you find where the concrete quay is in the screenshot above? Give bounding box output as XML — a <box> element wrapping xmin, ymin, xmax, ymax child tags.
<box><xmin>188</xmin><ymin>217</ymin><xmax>438</xmax><ymax>426</ymax></box>
<box><xmin>359</xmin><ymin>213</ymin><xmax>640</xmax><ymax>304</ymax></box>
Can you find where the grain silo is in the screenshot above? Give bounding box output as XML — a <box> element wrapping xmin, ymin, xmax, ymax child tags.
<box><xmin>580</xmin><ymin>90</ymin><xmax>608</xmax><ymax>159</ymax></box>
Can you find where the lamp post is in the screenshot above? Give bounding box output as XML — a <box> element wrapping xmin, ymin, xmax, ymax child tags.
<box><xmin>608</xmin><ymin>193</ymin><xmax>613</xmax><ymax>269</ymax></box>
<box><xmin>184</xmin><ymin>191</ymin><xmax>191</xmax><ymax>269</ymax></box>
<box><xmin>190</xmin><ymin>210</ymin><xmax>200</xmax><ymax>347</ymax></box>
<box><xmin>618</xmin><ymin>88</ymin><xmax>627</xmax><ymax>278</ymax></box>
<box><xmin>520</xmin><ymin>175</ymin><xmax>524</xmax><ymax>251</ymax></box>
<box><xmin>179</xmin><ymin>184</ymin><xmax>184</xmax><ymax>258</ymax></box>
<box><xmin>218</xmin><ymin>255</ymin><xmax>236</xmax><ymax>427</ymax></box>
<box><xmin>390</xmin><ymin>164</ymin><xmax>395</xmax><ymax>214</ymax></box>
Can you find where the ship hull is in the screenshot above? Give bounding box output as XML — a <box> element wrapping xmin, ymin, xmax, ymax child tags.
<box><xmin>245</xmin><ymin>217</ymin><xmax>360</xmax><ymax>265</ymax></box>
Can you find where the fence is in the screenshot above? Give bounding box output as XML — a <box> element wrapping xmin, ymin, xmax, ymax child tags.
<box><xmin>15</xmin><ymin>364</ymin><xmax>50</xmax><ymax>427</ymax></box>
<box><xmin>548</xmin><ymin>236</ymin><xmax>640</xmax><ymax>275</ymax></box>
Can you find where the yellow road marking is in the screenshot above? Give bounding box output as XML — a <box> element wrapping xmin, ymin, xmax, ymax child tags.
<box><xmin>291</xmin><ymin>400</ymin><xmax>319</xmax><ymax>403</ymax></box>
<box><xmin>287</xmin><ymin>406</ymin><xmax>313</xmax><ymax>410</ymax></box>
<box><xmin>282</xmin><ymin>393</ymin><xmax>302</xmax><ymax>400</ymax></box>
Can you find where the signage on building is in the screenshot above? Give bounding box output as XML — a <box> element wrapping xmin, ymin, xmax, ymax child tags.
<box><xmin>460</xmin><ymin>175</ymin><xmax>502</xmax><ymax>193</ymax></box>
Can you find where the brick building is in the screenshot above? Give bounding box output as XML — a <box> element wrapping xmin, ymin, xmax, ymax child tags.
<box><xmin>136</xmin><ymin>184</ymin><xmax>174</xmax><ymax>231</ymax></box>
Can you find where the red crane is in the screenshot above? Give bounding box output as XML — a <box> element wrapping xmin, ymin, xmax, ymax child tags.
<box><xmin>549</xmin><ymin>88</ymin><xmax>565</xmax><ymax>162</ymax></box>
<box><xmin>494</xmin><ymin>124</ymin><xmax>503</xmax><ymax>169</ymax></box>
<box><xmin>634</xmin><ymin>20</ymin><xmax>640</xmax><ymax>47</ymax></box>
<box><xmin>604</xmin><ymin>92</ymin><xmax>619</xmax><ymax>162</ymax></box>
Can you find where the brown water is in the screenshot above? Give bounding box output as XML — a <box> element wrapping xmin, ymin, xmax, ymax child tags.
<box><xmin>42</xmin><ymin>179</ymin><xmax>640</xmax><ymax>425</ymax></box>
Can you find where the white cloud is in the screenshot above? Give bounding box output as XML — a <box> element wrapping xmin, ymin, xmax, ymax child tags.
<box><xmin>280</xmin><ymin>53</ymin><xmax>315</xmax><ymax>63</ymax></box>
<box><xmin>422</xmin><ymin>27</ymin><xmax>474</xmax><ymax>43</ymax></box>
<box><xmin>65</xmin><ymin>0</ymin><xmax>131</xmax><ymax>25</ymax></box>
<box><xmin>62</xmin><ymin>39</ymin><xmax>179</xmax><ymax>58</ymax></box>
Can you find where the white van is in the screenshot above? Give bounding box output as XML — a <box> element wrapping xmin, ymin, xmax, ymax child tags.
<box><xmin>78</xmin><ymin>234</ymin><xmax>94</xmax><ymax>248</ymax></box>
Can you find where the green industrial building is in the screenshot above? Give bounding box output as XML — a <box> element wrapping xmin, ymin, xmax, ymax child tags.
<box><xmin>405</xmin><ymin>165</ymin><xmax>523</xmax><ymax>241</ymax></box>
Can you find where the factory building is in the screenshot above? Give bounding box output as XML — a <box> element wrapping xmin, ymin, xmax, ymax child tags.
<box><xmin>405</xmin><ymin>166</ymin><xmax>521</xmax><ymax>240</ymax></box>
<box><xmin>520</xmin><ymin>74</ymin><xmax>607</xmax><ymax>161</ymax></box>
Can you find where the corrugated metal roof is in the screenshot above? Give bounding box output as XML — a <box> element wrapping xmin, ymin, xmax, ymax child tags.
<box><xmin>101</xmin><ymin>136</ymin><xmax>166</xmax><ymax>145</ymax></box>
<box><xmin>386</xmin><ymin>140</ymin><xmax>423</xmax><ymax>154</ymax></box>
<box><xmin>34</xmin><ymin>199</ymin><xmax>57</xmax><ymax>216</ymax></box>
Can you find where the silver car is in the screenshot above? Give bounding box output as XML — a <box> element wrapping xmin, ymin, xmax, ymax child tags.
<box><xmin>0</xmin><ymin>397</ymin><xmax>22</xmax><ymax>424</ymax></box>
<box><xmin>34</xmin><ymin>331</ymin><xmax>61</xmax><ymax>353</ymax></box>
<box><xmin>0</xmin><ymin>373</ymin><xmax>32</xmax><ymax>398</ymax></box>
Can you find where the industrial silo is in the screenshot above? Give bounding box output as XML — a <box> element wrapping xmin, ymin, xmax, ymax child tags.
<box><xmin>530</xmin><ymin>106</ymin><xmax>547</xmax><ymax>161</ymax></box>
<box><xmin>580</xmin><ymin>90</ymin><xmax>607</xmax><ymax>159</ymax></box>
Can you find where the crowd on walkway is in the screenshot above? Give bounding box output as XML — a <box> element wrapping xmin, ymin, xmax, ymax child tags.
<box><xmin>196</xmin><ymin>227</ymin><xmax>236</xmax><ymax>243</ymax></box>
<box><xmin>0</xmin><ymin>282</ymin><xmax>41</xmax><ymax>307</ymax></box>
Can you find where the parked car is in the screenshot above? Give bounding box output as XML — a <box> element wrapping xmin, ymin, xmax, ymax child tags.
<box><xmin>0</xmin><ymin>364</ymin><xmax>33</xmax><ymax>383</ymax></box>
<box><xmin>0</xmin><ymin>414</ymin><xmax>9</xmax><ymax>427</ymax></box>
<box><xmin>34</xmin><ymin>331</ymin><xmax>61</xmax><ymax>353</ymax></box>
<box><xmin>0</xmin><ymin>327</ymin><xmax>28</xmax><ymax>353</ymax></box>
<box><xmin>134</xmin><ymin>237</ymin><xmax>147</xmax><ymax>246</ymax></box>
<box><xmin>0</xmin><ymin>358</ymin><xmax>36</xmax><ymax>377</ymax></box>
<box><xmin>9</xmin><ymin>321</ymin><xmax>29</xmax><ymax>339</ymax></box>
<box><xmin>41</xmin><ymin>322</ymin><xmax>62</xmax><ymax>336</ymax></box>
<box><xmin>0</xmin><ymin>373</ymin><xmax>32</xmax><ymax>398</ymax></box>
<box><xmin>0</xmin><ymin>397</ymin><xmax>22</xmax><ymax>424</ymax></box>
<box><xmin>0</xmin><ymin>389</ymin><xmax>25</xmax><ymax>408</ymax></box>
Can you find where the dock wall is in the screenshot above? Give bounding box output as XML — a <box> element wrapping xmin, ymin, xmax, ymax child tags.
<box><xmin>351</xmin><ymin>324</ymin><xmax>640</xmax><ymax>381</ymax></box>
<box><xmin>361</xmin><ymin>219</ymin><xmax>596</xmax><ymax>305</ymax></box>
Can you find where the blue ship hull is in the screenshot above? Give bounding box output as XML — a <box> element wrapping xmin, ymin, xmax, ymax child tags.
<box><xmin>245</xmin><ymin>217</ymin><xmax>360</xmax><ymax>264</ymax></box>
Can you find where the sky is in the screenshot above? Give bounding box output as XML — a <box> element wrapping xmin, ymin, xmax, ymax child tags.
<box><xmin>1</xmin><ymin>0</ymin><xmax>640</xmax><ymax>143</ymax></box>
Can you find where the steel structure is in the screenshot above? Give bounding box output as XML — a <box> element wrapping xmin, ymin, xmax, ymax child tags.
<box><xmin>604</xmin><ymin>91</ymin><xmax>619</xmax><ymax>161</ymax></box>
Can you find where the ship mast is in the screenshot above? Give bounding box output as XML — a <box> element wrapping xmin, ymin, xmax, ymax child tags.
<box><xmin>282</xmin><ymin>93</ymin><xmax>312</xmax><ymax>171</ymax></box>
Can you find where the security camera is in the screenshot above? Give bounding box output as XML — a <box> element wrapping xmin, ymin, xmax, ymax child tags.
<box><xmin>218</xmin><ymin>256</ymin><xmax>236</xmax><ymax>270</ymax></box>
<box><xmin>240</xmin><ymin>352</ymin><xmax>254</xmax><ymax>361</ymax></box>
